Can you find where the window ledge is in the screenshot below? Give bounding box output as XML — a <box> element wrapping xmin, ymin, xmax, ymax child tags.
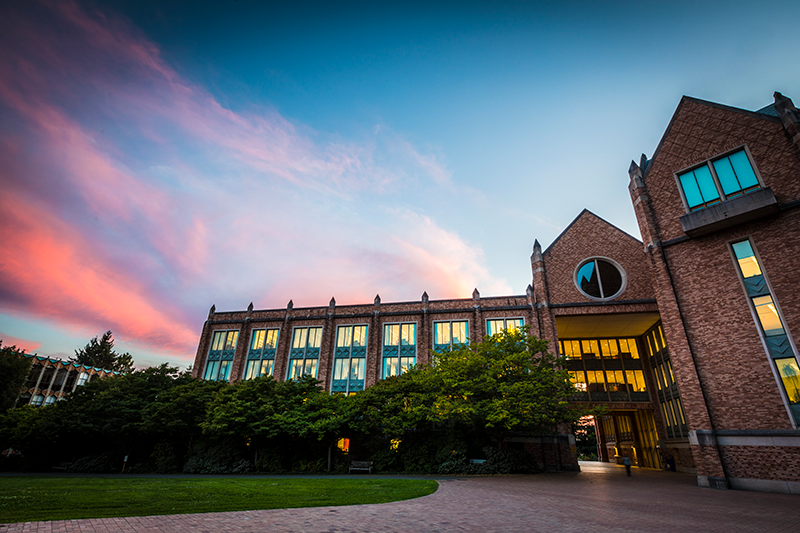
<box><xmin>680</xmin><ymin>187</ymin><xmax>779</xmax><ymax>237</ymax></box>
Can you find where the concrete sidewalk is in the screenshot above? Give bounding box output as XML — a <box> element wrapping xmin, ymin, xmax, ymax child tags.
<box><xmin>2</xmin><ymin>462</ymin><xmax>798</xmax><ymax>532</ymax></box>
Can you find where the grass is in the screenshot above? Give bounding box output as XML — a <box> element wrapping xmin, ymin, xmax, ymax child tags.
<box><xmin>0</xmin><ymin>476</ymin><xmax>438</xmax><ymax>523</ymax></box>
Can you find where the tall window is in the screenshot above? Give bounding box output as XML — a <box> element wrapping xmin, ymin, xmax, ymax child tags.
<box><xmin>382</xmin><ymin>323</ymin><xmax>416</xmax><ymax>378</ymax></box>
<box><xmin>287</xmin><ymin>327</ymin><xmax>322</xmax><ymax>379</ymax></box>
<box><xmin>244</xmin><ymin>328</ymin><xmax>279</xmax><ymax>379</ymax></box>
<box><xmin>486</xmin><ymin>318</ymin><xmax>523</xmax><ymax>336</ymax></box>
<box><xmin>731</xmin><ymin>239</ymin><xmax>800</xmax><ymax>424</ymax></box>
<box><xmin>203</xmin><ymin>330</ymin><xmax>239</xmax><ymax>381</ymax></box>
<box><xmin>677</xmin><ymin>148</ymin><xmax>760</xmax><ymax>211</ymax></box>
<box><xmin>332</xmin><ymin>325</ymin><xmax>367</xmax><ymax>394</ymax></box>
<box><xmin>433</xmin><ymin>320</ymin><xmax>469</xmax><ymax>352</ymax></box>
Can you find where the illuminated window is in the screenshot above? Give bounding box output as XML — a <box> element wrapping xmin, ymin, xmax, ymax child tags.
<box><xmin>44</xmin><ymin>395</ymin><xmax>56</xmax><ymax>406</ymax></box>
<box><xmin>574</xmin><ymin>258</ymin><xmax>625</xmax><ymax>300</ymax></box>
<box><xmin>203</xmin><ymin>330</ymin><xmax>239</xmax><ymax>382</ymax></box>
<box><xmin>382</xmin><ymin>323</ymin><xmax>416</xmax><ymax>378</ymax></box>
<box><xmin>244</xmin><ymin>328</ymin><xmax>279</xmax><ymax>380</ymax></box>
<box><xmin>332</xmin><ymin>325</ymin><xmax>367</xmax><ymax>394</ymax></box>
<box><xmin>31</xmin><ymin>394</ymin><xmax>44</xmax><ymax>406</ymax></box>
<box><xmin>486</xmin><ymin>318</ymin><xmax>524</xmax><ymax>336</ymax></box>
<box><xmin>77</xmin><ymin>372</ymin><xmax>89</xmax><ymax>386</ymax></box>
<box><xmin>731</xmin><ymin>239</ymin><xmax>800</xmax><ymax>424</ymax></box>
<box><xmin>288</xmin><ymin>327</ymin><xmax>322</xmax><ymax>379</ymax></box>
<box><xmin>434</xmin><ymin>320</ymin><xmax>469</xmax><ymax>352</ymax></box>
<box><xmin>677</xmin><ymin>148</ymin><xmax>760</xmax><ymax>211</ymax></box>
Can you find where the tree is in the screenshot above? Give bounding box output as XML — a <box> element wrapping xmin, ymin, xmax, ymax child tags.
<box><xmin>0</xmin><ymin>341</ymin><xmax>33</xmax><ymax>412</ymax></box>
<box><xmin>425</xmin><ymin>326</ymin><xmax>579</xmax><ymax>446</ymax></box>
<box><xmin>71</xmin><ymin>331</ymin><xmax>134</xmax><ymax>372</ymax></box>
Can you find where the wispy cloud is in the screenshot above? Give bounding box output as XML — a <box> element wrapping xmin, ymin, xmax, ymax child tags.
<box><xmin>0</xmin><ymin>0</ymin><xmax>506</xmax><ymax>363</ymax></box>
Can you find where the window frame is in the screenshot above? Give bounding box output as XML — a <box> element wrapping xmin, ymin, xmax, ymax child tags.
<box><xmin>381</xmin><ymin>322</ymin><xmax>417</xmax><ymax>379</ymax></box>
<box><xmin>485</xmin><ymin>317</ymin><xmax>525</xmax><ymax>337</ymax></box>
<box><xmin>331</xmin><ymin>324</ymin><xmax>369</xmax><ymax>394</ymax></box>
<box><xmin>573</xmin><ymin>257</ymin><xmax>627</xmax><ymax>302</ymax></box>
<box><xmin>286</xmin><ymin>326</ymin><xmax>323</xmax><ymax>380</ymax></box>
<box><xmin>728</xmin><ymin>237</ymin><xmax>800</xmax><ymax>427</ymax></box>
<box><xmin>243</xmin><ymin>327</ymin><xmax>280</xmax><ymax>380</ymax></box>
<box><xmin>203</xmin><ymin>329</ymin><xmax>240</xmax><ymax>382</ymax></box>
<box><xmin>433</xmin><ymin>320</ymin><xmax>470</xmax><ymax>352</ymax></box>
<box><xmin>674</xmin><ymin>145</ymin><xmax>763</xmax><ymax>213</ymax></box>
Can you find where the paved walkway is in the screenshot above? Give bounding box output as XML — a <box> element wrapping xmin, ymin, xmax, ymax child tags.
<box><xmin>2</xmin><ymin>462</ymin><xmax>798</xmax><ymax>532</ymax></box>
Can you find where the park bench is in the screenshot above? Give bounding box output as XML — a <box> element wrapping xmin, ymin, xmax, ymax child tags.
<box><xmin>349</xmin><ymin>460</ymin><xmax>374</xmax><ymax>474</ymax></box>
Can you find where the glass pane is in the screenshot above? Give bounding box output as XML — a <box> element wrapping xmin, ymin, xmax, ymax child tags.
<box><xmin>732</xmin><ymin>241</ymin><xmax>762</xmax><ymax>278</ymax></box>
<box><xmin>265</xmin><ymin>329</ymin><xmax>279</xmax><ymax>349</ymax></box>
<box><xmin>655</xmin><ymin>366</ymin><xmax>663</xmax><ymax>390</ymax></box>
<box><xmin>753</xmin><ymin>295</ymin><xmax>785</xmax><ymax>336</ymax></box>
<box><xmin>713</xmin><ymin>156</ymin><xmax>741</xmax><ymax>195</ymax></box>
<box><xmin>667</xmin><ymin>360</ymin><xmax>676</xmax><ymax>384</ymax></box>
<box><xmin>211</xmin><ymin>331</ymin><xmax>225</xmax><ymax>351</ymax></box>
<box><xmin>609</xmin><ymin>339</ymin><xmax>620</xmax><ymax>358</ymax></box>
<box><xmin>694</xmin><ymin>165</ymin><xmax>720</xmax><ymax>204</ymax></box>
<box><xmin>251</xmin><ymin>330</ymin><xmax>265</xmax><ymax>350</ymax></box>
<box><xmin>571</xmin><ymin>341</ymin><xmax>581</xmax><ymax>359</ymax></box>
<box><xmin>351</xmin><ymin>358</ymin><xmax>365</xmax><ymax>380</ymax></box>
<box><xmin>337</xmin><ymin>326</ymin><xmax>352</xmax><ymax>348</ymax></box>
<box><xmin>597</xmin><ymin>260</ymin><xmax>622</xmax><ymax>297</ymax></box>
<box><xmin>288</xmin><ymin>360</ymin><xmax>302</xmax><ymax>380</ymax></box>
<box><xmin>304</xmin><ymin>359</ymin><xmax>318</xmax><ymax>378</ymax></box>
<box><xmin>435</xmin><ymin>322</ymin><xmax>450</xmax><ymax>345</ymax></box>
<box><xmin>508</xmin><ymin>319</ymin><xmax>523</xmax><ymax>332</ymax></box>
<box><xmin>308</xmin><ymin>327</ymin><xmax>322</xmax><ymax>348</ymax></box>
<box><xmin>729</xmin><ymin>150</ymin><xmax>759</xmax><ymax>189</ymax></box>
<box><xmin>679</xmin><ymin>171</ymin><xmax>704</xmax><ymax>209</ymax></box>
<box><xmin>261</xmin><ymin>360</ymin><xmax>274</xmax><ymax>377</ymax></box>
<box><xmin>383</xmin><ymin>357</ymin><xmax>398</xmax><ymax>378</ymax></box>
<box><xmin>353</xmin><ymin>326</ymin><xmax>367</xmax><ymax>347</ymax></box>
<box><xmin>676</xmin><ymin>398</ymin><xmax>687</xmax><ymax>424</ymax></box>
<box><xmin>776</xmin><ymin>358</ymin><xmax>800</xmax><ymax>404</ymax></box>
<box><xmin>225</xmin><ymin>332</ymin><xmax>238</xmax><ymax>350</ymax></box>
<box><xmin>401</xmin><ymin>324</ymin><xmax>416</xmax><ymax>346</ymax></box>
<box><xmin>204</xmin><ymin>361</ymin><xmax>219</xmax><ymax>380</ymax></box>
<box><xmin>333</xmin><ymin>359</ymin><xmax>348</xmax><ymax>380</ymax></box>
<box><xmin>577</xmin><ymin>261</ymin><xmax>601</xmax><ymax>298</ymax></box>
<box><xmin>400</xmin><ymin>357</ymin><xmax>415</xmax><ymax>373</ymax></box>
<box><xmin>573</xmin><ymin>370</ymin><xmax>586</xmax><ymax>391</ymax></box>
<box><xmin>561</xmin><ymin>341</ymin><xmax>573</xmax><ymax>358</ymax></box>
<box><xmin>220</xmin><ymin>360</ymin><xmax>231</xmax><ymax>381</ymax></box>
<box><xmin>293</xmin><ymin>328</ymin><xmax>307</xmax><ymax>349</ymax></box>
<box><xmin>453</xmin><ymin>321</ymin><xmax>467</xmax><ymax>344</ymax></box>
<box><xmin>245</xmin><ymin>361</ymin><xmax>259</xmax><ymax>380</ymax></box>
<box><xmin>384</xmin><ymin>324</ymin><xmax>399</xmax><ymax>346</ymax></box>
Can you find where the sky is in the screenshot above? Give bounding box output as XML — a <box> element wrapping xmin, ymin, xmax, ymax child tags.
<box><xmin>1</xmin><ymin>0</ymin><xmax>798</xmax><ymax>369</ymax></box>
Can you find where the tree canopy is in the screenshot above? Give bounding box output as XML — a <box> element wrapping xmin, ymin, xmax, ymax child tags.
<box><xmin>0</xmin><ymin>341</ymin><xmax>32</xmax><ymax>412</ymax></box>
<box><xmin>71</xmin><ymin>331</ymin><xmax>134</xmax><ymax>372</ymax></box>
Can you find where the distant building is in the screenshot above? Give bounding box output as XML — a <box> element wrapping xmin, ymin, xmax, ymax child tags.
<box><xmin>16</xmin><ymin>354</ymin><xmax>118</xmax><ymax>407</ymax></box>
<box><xmin>192</xmin><ymin>92</ymin><xmax>800</xmax><ymax>493</ymax></box>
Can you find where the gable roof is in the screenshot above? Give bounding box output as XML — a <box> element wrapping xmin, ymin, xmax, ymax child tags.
<box><xmin>643</xmin><ymin>96</ymin><xmax>781</xmax><ymax>180</ymax></box>
<box><xmin>543</xmin><ymin>208</ymin><xmax>641</xmax><ymax>255</ymax></box>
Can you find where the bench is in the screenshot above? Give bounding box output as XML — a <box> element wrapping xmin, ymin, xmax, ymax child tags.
<box><xmin>349</xmin><ymin>460</ymin><xmax>374</xmax><ymax>474</ymax></box>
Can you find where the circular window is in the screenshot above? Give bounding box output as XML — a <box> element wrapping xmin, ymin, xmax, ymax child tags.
<box><xmin>574</xmin><ymin>257</ymin><xmax>626</xmax><ymax>300</ymax></box>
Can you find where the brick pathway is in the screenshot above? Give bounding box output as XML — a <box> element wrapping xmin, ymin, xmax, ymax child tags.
<box><xmin>2</xmin><ymin>462</ymin><xmax>798</xmax><ymax>532</ymax></box>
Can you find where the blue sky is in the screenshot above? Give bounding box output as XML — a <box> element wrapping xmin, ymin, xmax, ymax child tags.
<box><xmin>1</xmin><ymin>0</ymin><xmax>798</xmax><ymax>368</ymax></box>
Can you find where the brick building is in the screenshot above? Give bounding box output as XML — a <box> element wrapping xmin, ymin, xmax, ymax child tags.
<box><xmin>17</xmin><ymin>354</ymin><xmax>118</xmax><ymax>407</ymax></box>
<box><xmin>193</xmin><ymin>91</ymin><xmax>800</xmax><ymax>492</ymax></box>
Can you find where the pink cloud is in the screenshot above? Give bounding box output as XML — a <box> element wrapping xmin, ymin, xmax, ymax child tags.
<box><xmin>0</xmin><ymin>334</ymin><xmax>42</xmax><ymax>354</ymax></box>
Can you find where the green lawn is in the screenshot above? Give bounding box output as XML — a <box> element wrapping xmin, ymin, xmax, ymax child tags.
<box><xmin>0</xmin><ymin>476</ymin><xmax>438</xmax><ymax>523</ymax></box>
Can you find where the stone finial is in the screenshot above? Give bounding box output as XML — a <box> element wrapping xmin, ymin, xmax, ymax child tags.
<box><xmin>287</xmin><ymin>299</ymin><xmax>293</xmax><ymax>310</ymax></box>
<box><xmin>421</xmin><ymin>291</ymin><xmax>429</xmax><ymax>303</ymax></box>
<box><xmin>531</xmin><ymin>240</ymin><xmax>543</xmax><ymax>262</ymax></box>
<box><xmin>329</xmin><ymin>296</ymin><xmax>336</xmax><ymax>307</ymax></box>
<box><xmin>639</xmin><ymin>153</ymin><xmax>648</xmax><ymax>172</ymax></box>
<box><xmin>208</xmin><ymin>304</ymin><xmax>216</xmax><ymax>318</ymax></box>
<box><xmin>526</xmin><ymin>284</ymin><xmax>534</xmax><ymax>298</ymax></box>
<box><xmin>472</xmin><ymin>288</ymin><xmax>480</xmax><ymax>300</ymax></box>
<box><xmin>628</xmin><ymin>159</ymin><xmax>642</xmax><ymax>181</ymax></box>
<box><xmin>247</xmin><ymin>302</ymin><xmax>254</xmax><ymax>313</ymax></box>
<box><xmin>374</xmin><ymin>294</ymin><xmax>381</xmax><ymax>305</ymax></box>
<box><xmin>774</xmin><ymin>92</ymin><xmax>798</xmax><ymax>114</ymax></box>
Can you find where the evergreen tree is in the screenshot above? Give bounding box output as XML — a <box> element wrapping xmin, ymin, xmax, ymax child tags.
<box><xmin>71</xmin><ymin>331</ymin><xmax>134</xmax><ymax>372</ymax></box>
<box><xmin>0</xmin><ymin>341</ymin><xmax>33</xmax><ymax>412</ymax></box>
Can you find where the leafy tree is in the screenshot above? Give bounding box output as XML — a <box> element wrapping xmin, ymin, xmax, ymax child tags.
<box><xmin>0</xmin><ymin>341</ymin><xmax>33</xmax><ymax>412</ymax></box>
<box><xmin>424</xmin><ymin>326</ymin><xmax>578</xmax><ymax>447</ymax></box>
<box><xmin>71</xmin><ymin>331</ymin><xmax>134</xmax><ymax>372</ymax></box>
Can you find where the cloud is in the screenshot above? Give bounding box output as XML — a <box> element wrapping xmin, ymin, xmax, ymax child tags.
<box><xmin>0</xmin><ymin>0</ymin><xmax>505</xmax><ymax>363</ymax></box>
<box><xmin>0</xmin><ymin>333</ymin><xmax>42</xmax><ymax>354</ymax></box>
